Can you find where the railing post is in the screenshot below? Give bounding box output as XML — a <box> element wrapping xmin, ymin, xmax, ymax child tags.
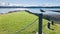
<box><xmin>38</xmin><ymin>13</ymin><xmax>42</xmax><ymax>34</ymax></box>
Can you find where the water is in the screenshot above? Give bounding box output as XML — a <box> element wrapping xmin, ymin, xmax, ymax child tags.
<box><xmin>0</xmin><ymin>8</ymin><xmax>60</xmax><ymax>14</ymax></box>
<box><xmin>0</xmin><ymin>8</ymin><xmax>41</xmax><ymax>14</ymax></box>
<box><xmin>0</xmin><ymin>8</ymin><xmax>27</xmax><ymax>13</ymax></box>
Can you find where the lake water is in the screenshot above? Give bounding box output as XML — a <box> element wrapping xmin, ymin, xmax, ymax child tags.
<box><xmin>0</xmin><ymin>8</ymin><xmax>60</xmax><ymax>14</ymax></box>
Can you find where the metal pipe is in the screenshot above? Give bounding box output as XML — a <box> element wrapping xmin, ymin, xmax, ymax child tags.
<box><xmin>38</xmin><ymin>13</ymin><xmax>43</xmax><ymax>34</ymax></box>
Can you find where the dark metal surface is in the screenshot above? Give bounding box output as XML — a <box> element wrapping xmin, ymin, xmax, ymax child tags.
<box><xmin>38</xmin><ymin>14</ymin><xmax>42</xmax><ymax>34</ymax></box>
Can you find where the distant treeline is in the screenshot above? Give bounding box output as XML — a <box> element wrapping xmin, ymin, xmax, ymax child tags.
<box><xmin>0</xmin><ymin>6</ymin><xmax>60</xmax><ymax>8</ymax></box>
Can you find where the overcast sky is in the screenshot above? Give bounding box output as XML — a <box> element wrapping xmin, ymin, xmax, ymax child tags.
<box><xmin>0</xmin><ymin>0</ymin><xmax>60</xmax><ymax>6</ymax></box>
<box><xmin>0</xmin><ymin>0</ymin><xmax>60</xmax><ymax>13</ymax></box>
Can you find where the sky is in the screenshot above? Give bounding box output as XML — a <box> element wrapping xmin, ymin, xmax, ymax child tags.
<box><xmin>0</xmin><ymin>0</ymin><xmax>60</xmax><ymax>6</ymax></box>
<box><xmin>0</xmin><ymin>0</ymin><xmax>60</xmax><ymax>13</ymax></box>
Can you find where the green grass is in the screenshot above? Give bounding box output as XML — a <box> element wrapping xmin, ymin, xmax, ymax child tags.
<box><xmin>0</xmin><ymin>10</ymin><xmax>60</xmax><ymax>34</ymax></box>
<box><xmin>42</xmin><ymin>19</ymin><xmax>60</xmax><ymax>34</ymax></box>
<box><xmin>0</xmin><ymin>11</ymin><xmax>38</xmax><ymax>34</ymax></box>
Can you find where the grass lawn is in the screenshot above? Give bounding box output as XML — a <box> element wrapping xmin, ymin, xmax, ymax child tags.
<box><xmin>42</xmin><ymin>19</ymin><xmax>60</xmax><ymax>34</ymax></box>
<box><xmin>0</xmin><ymin>10</ymin><xmax>60</xmax><ymax>34</ymax></box>
<box><xmin>0</xmin><ymin>11</ymin><xmax>38</xmax><ymax>34</ymax></box>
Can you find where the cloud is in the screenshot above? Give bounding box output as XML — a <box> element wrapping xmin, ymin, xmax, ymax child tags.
<box><xmin>40</xmin><ymin>3</ymin><xmax>60</xmax><ymax>6</ymax></box>
<box><xmin>0</xmin><ymin>2</ymin><xmax>39</xmax><ymax>6</ymax></box>
<box><xmin>0</xmin><ymin>2</ymin><xmax>60</xmax><ymax>7</ymax></box>
<box><xmin>0</xmin><ymin>2</ymin><xmax>6</xmax><ymax>6</ymax></box>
